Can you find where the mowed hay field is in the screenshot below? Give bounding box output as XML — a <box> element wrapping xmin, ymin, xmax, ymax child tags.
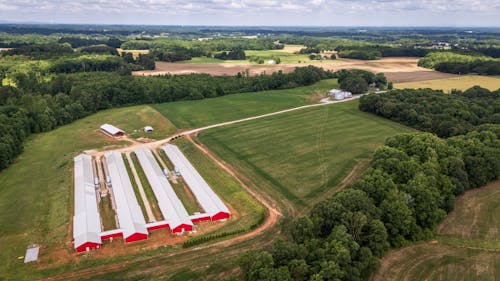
<box><xmin>154</xmin><ymin>79</ymin><xmax>339</xmax><ymax>129</ymax></box>
<box><xmin>395</xmin><ymin>75</ymin><xmax>500</xmax><ymax>92</ymax></box>
<box><xmin>372</xmin><ymin>243</ymin><xmax>499</xmax><ymax>281</ymax></box>
<box><xmin>0</xmin><ymin>105</ymin><xmax>262</xmax><ymax>280</ymax></box>
<box><xmin>198</xmin><ymin>100</ymin><xmax>413</xmax><ymax>209</ymax></box>
<box><xmin>372</xmin><ymin>180</ymin><xmax>500</xmax><ymax>281</ymax></box>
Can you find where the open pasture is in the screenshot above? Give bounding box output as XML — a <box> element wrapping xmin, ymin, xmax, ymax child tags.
<box><xmin>198</xmin><ymin>100</ymin><xmax>413</xmax><ymax>209</ymax></box>
<box><xmin>153</xmin><ymin>79</ymin><xmax>339</xmax><ymax>129</ymax></box>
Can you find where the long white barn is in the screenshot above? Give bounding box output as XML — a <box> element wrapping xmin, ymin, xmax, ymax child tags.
<box><xmin>162</xmin><ymin>144</ymin><xmax>230</xmax><ymax>221</ymax></box>
<box><xmin>105</xmin><ymin>151</ymin><xmax>148</xmax><ymax>242</ymax></box>
<box><xmin>73</xmin><ymin>154</ymin><xmax>102</xmax><ymax>252</ymax></box>
<box><xmin>134</xmin><ymin>148</ymin><xmax>193</xmax><ymax>233</ymax></box>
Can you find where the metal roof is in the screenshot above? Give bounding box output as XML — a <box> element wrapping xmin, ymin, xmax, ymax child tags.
<box><xmin>24</xmin><ymin>245</ymin><xmax>40</xmax><ymax>263</ymax></box>
<box><xmin>162</xmin><ymin>144</ymin><xmax>230</xmax><ymax>217</ymax></box>
<box><xmin>73</xmin><ymin>154</ymin><xmax>102</xmax><ymax>250</ymax></box>
<box><xmin>134</xmin><ymin>148</ymin><xmax>193</xmax><ymax>230</ymax></box>
<box><xmin>100</xmin><ymin>124</ymin><xmax>124</xmax><ymax>135</ymax></box>
<box><xmin>104</xmin><ymin>151</ymin><xmax>148</xmax><ymax>239</ymax></box>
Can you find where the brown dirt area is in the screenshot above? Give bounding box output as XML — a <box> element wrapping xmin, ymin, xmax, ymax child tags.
<box><xmin>133</xmin><ymin>57</ymin><xmax>455</xmax><ymax>83</ymax></box>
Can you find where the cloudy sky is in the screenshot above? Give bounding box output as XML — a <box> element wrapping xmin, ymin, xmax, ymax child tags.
<box><xmin>0</xmin><ymin>0</ymin><xmax>499</xmax><ymax>26</ymax></box>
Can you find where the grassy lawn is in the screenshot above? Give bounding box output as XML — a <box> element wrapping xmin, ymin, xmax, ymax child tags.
<box><xmin>395</xmin><ymin>75</ymin><xmax>500</xmax><ymax>92</ymax></box>
<box><xmin>122</xmin><ymin>153</ymin><xmax>151</xmax><ymax>221</ymax></box>
<box><xmin>130</xmin><ymin>153</ymin><xmax>164</xmax><ymax>221</ymax></box>
<box><xmin>198</xmin><ymin>100</ymin><xmax>413</xmax><ymax>209</ymax></box>
<box><xmin>374</xmin><ymin>180</ymin><xmax>500</xmax><ymax>281</ymax></box>
<box><xmin>98</xmin><ymin>195</ymin><xmax>117</xmax><ymax>231</ymax></box>
<box><xmin>153</xmin><ymin>79</ymin><xmax>338</xmax><ymax>129</ymax></box>
<box><xmin>0</xmin><ymin>105</ymin><xmax>175</xmax><ymax>280</ymax></box>
<box><xmin>170</xmin><ymin>180</ymin><xmax>203</xmax><ymax>215</ymax></box>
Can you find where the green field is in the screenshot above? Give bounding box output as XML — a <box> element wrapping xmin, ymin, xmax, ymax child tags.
<box><xmin>153</xmin><ymin>79</ymin><xmax>338</xmax><ymax>129</ymax></box>
<box><xmin>181</xmin><ymin>46</ymin><xmax>317</xmax><ymax>65</ymax></box>
<box><xmin>373</xmin><ymin>180</ymin><xmax>500</xmax><ymax>281</ymax></box>
<box><xmin>395</xmin><ymin>75</ymin><xmax>500</xmax><ymax>92</ymax></box>
<box><xmin>198</xmin><ymin>100</ymin><xmax>413</xmax><ymax>209</ymax></box>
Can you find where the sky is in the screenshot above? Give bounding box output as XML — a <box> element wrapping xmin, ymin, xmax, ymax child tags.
<box><xmin>0</xmin><ymin>0</ymin><xmax>499</xmax><ymax>27</ymax></box>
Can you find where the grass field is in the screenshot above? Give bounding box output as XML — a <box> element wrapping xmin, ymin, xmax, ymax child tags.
<box><xmin>198</xmin><ymin>100</ymin><xmax>413</xmax><ymax>209</ymax></box>
<box><xmin>395</xmin><ymin>75</ymin><xmax>500</xmax><ymax>92</ymax></box>
<box><xmin>181</xmin><ymin>44</ymin><xmax>316</xmax><ymax>65</ymax></box>
<box><xmin>153</xmin><ymin>79</ymin><xmax>338</xmax><ymax>129</ymax></box>
<box><xmin>373</xmin><ymin>180</ymin><xmax>500</xmax><ymax>281</ymax></box>
<box><xmin>372</xmin><ymin>243</ymin><xmax>499</xmax><ymax>281</ymax></box>
<box><xmin>437</xmin><ymin>180</ymin><xmax>499</xmax><ymax>244</ymax></box>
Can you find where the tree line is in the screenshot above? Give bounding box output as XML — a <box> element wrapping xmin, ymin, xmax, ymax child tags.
<box><xmin>359</xmin><ymin>87</ymin><xmax>500</xmax><ymax>137</ymax></box>
<box><xmin>0</xmin><ymin>66</ymin><xmax>333</xmax><ymax>170</ymax></box>
<box><xmin>232</xmin><ymin>88</ymin><xmax>500</xmax><ymax>281</ymax></box>
<box><xmin>418</xmin><ymin>52</ymin><xmax>500</xmax><ymax>75</ymax></box>
<box><xmin>336</xmin><ymin>69</ymin><xmax>388</xmax><ymax>94</ymax></box>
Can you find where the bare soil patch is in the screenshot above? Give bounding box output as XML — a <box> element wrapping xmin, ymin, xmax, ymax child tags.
<box><xmin>133</xmin><ymin>57</ymin><xmax>451</xmax><ymax>83</ymax></box>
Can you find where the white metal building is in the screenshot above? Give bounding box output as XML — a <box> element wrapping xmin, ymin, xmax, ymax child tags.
<box><xmin>105</xmin><ymin>151</ymin><xmax>148</xmax><ymax>242</ymax></box>
<box><xmin>134</xmin><ymin>148</ymin><xmax>193</xmax><ymax>233</ymax></box>
<box><xmin>100</xmin><ymin>124</ymin><xmax>125</xmax><ymax>137</ymax></box>
<box><xmin>329</xmin><ymin>89</ymin><xmax>352</xmax><ymax>100</ymax></box>
<box><xmin>162</xmin><ymin>144</ymin><xmax>230</xmax><ymax>221</ymax></box>
<box><xmin>73</xmin><ymin>154</ymin><xmax>102</xmax><ymax>252</ymax></box>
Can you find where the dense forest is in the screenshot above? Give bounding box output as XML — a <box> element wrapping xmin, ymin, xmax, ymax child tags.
<box><xmin>233</xmin><ymin>88</ymin><xmax>500</xmax><ymax>281</ymax></box>
<box><xmin>359</xmin><ymin>87</ymin><xmax>500</xmax><ymax>137</ymax></box>
<box><xmin>418</xmin><ymin>52</ymin><xmax>500</xmax><ymax>75</ymax></box>
<box><xmin>0</xmin><ymin>66</ymin><xmax>333</xmax><ymax>170</ymax></box>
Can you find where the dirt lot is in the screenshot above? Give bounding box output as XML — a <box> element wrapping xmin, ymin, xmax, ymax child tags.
<box><xmin>133</xmin><ymin>57</ymin><xmax>455</xmax><ymax>83</ymax></box>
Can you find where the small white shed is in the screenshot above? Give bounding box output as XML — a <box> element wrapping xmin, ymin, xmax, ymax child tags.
<box><xmin>144</xmin><ymin>126</ymin><xmax>154</xmax><ymax>132</ymax></box>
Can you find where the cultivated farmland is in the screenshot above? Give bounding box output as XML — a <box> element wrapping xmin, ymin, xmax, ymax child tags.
<box><xmin>395</xmin><ymin>75</ymin><xmax>500</xmax><ymax>92</ymax></box>
<box><xmin>198</xmin><ymin>100</ymin><xmax>414</xmax><ymax>210</ymax></box>
<box><xmin>134</xmin><ymin>57</ymin><xmax>453</xmax><ymax>83</ymax></box>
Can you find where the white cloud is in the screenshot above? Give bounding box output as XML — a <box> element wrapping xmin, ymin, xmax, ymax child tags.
<box><xmin>0</xmin><ymin>0</ymin><xmax>498</xmax><ymax>25</ymax></box>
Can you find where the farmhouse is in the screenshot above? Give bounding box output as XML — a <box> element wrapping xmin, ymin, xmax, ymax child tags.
<box><xmin>162</xmin><ymin>144</ymin><xmax>230</xmax><ymax>221</ymax></box>
<box><xmin>105</xmin><ymin>151</ymin><xmax>148</xmax><ymax>242</ymax></box>
<box><xmin>134</xmin><ymin>148</ymin><xmax>193</xmax><ymax>233</ymax></box>
<box><xmin>73</xmin><ymin>154</ymin><xmax>102</xmax><ymax>252</ymax></box>
<box><xmin>100</xmin><ymin>124</ymin><xmax>125</xmax><ymax>137</ymax></box>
